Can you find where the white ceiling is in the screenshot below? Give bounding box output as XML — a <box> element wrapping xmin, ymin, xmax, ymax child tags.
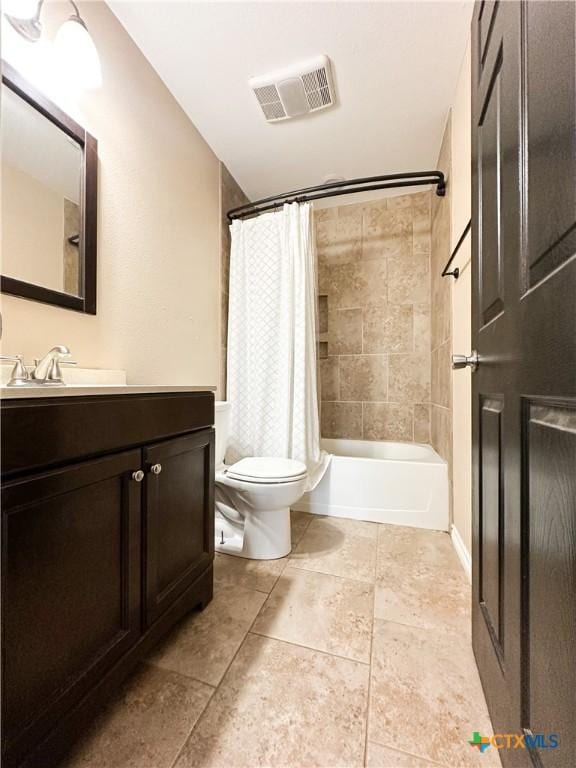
<box><xmin>109</xmin><ymin>1</ymin><xmax>472</xmax><ymax>202</ymax></box>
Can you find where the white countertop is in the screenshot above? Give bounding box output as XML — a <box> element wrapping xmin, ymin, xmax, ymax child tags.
<box><xmin>1</xmin><ymin>384</ymin><xmax>216</xmax><ymax>399</ymax></box>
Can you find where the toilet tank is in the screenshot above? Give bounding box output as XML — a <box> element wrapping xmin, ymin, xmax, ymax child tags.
<box><xmin>214</xmin><ymin>401</ymin><xmax>230</xmax><ymax>469</ymax></box>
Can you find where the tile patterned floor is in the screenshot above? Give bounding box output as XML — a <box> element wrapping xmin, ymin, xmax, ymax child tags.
<box><xmin>62</xmin><ymin>512</ymin><xmax>500</xmax><ymax>768</ymax></box>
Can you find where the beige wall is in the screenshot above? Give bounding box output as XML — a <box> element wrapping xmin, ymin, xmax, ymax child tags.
<box><xmin>2</xmin><ymin>163</ymin><xmax>65</xmax><ymax>291</ymax></box>
<box><xmin>316</xmin><ymin>191</ymin><xmax>432</xmax><ymax>442</ymax></box>
<box><xmin>219</xmin><ymin>164</ymin><xmax>249</xmax><ymax>398</ymax></box>
<box><xmin>1</xmin><ymin>1</ymin><xmax>220</xmax><ymax>386</ymax></box>
<box><xmin>450</xmin><ymin>40</ymin><xmax>473</xmax><ymax>561</ymax></box>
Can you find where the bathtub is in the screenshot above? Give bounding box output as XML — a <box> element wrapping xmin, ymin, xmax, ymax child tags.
<box><xmin>293</xmin><ymin>439</ymin><xmax>449</xmax><ymax>531</ymax></box>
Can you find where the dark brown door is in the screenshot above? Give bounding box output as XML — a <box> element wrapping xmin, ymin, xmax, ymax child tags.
<box><xmin>1</xmin><ymin>450</ymin><xmax>142</xmax><ymax>767</ymax></box>
<box><xmin>472</xmin><ymin>2</ymin><xmax>576</xmax><ymax>766</ymax></box>
<box><xmin>143</xmin><ymin>430</ymin><xmax>214</xmax><ymax>626</ymax></box>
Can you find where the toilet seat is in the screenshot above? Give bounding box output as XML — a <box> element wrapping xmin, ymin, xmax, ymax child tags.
<box><xmin>225</xmin><ymin>457</ymin><xmax>307</xmax><ymax>484</ymax></box>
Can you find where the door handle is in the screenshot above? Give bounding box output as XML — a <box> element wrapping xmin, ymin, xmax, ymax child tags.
<box><xmin>132</xmin><ymin>470</ymin><xmax>145</xmax><ymax>482</ymax></box>
<box><xmin>150</xmin><ymin>463</ymin><xmax>162</xmax><ymax>475</ymax></box>
<box><xmin>452</xmin><ymin>351</ymin><xmax>479</xmax><ymax>372</ymax></box>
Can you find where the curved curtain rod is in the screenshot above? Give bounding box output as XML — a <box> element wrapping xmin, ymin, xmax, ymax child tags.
<box><xmin>227</xmin><ymin>170</ymin><xmax>446</xmax><ymax>222</ymax></box>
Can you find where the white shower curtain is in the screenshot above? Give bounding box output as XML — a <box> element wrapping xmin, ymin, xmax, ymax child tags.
<box><xmin>227</xmin><ymin>202</ymin><xmax>328</xmax><ymax>489</ymax></box>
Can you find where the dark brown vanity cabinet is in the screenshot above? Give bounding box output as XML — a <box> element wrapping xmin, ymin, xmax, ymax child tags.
<box><xmin>144</xmin><ymin>431</ymin><xmax>214</xmax><ymax>625</ymax></box>
<box><xmin>1</xmin><ymin>391</ymin><xmax>215</xmax><ymax>768</ymax></box>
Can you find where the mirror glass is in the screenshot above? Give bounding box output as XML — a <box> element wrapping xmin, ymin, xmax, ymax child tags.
<box><xmin>1</xmin><ymin>84</ymin><xmax>83</xmax><ymax>297</ymax></box>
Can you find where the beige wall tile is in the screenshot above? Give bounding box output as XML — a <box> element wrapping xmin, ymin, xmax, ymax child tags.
<box><xmin>314</xmin><ymin>208</ymin><xmax>337</xmax><ymax>223</ymax></box>
<box><xmin>413</xmin><ymin>303</ymin><xmax>431</xmax><ymax>355</ymax></box>
<box><xmin>431</xmin><ymin>268</ymin><xmax>451</xmax><ymax>349</ymax></box>
<box><xmin>414</xmin><ymin>404</ymin><xmax>431</xmax><ymax>443</ymax></box>
<box><xmin>322</xmin><ymin>261</ymin><xmax>387</xmax><ymax>309</ymax></box>
<box><xmin>362</xmin><ymin>207</ymin><xmax>412</xmax><ymax>260</ymax></box>
<box><xmin>363</xmin><ymin>304</ymin><xmax>413</xmax><ymax>354</ymax></box>
<box><xmin>363</xmin><ymin>402</ymin><xmax>414</xmax><ymax>442</ymax></box>
<box><xmin>315</xmin><ymin>188</ymin><xmax>434</xmax><ymax>445</ymax></box>
<box><xmin>413</xmin><ymin>192</ymin><xmax>432</xmax><ymax>255</ymax></box>
<box><xmin>431</xmin><ymin>405</ymin><xmax>452</xmax><ymax>463</ymax></box>
<box><xmin>388</xmin><ymin>354</ymin><xmax>431</xmax><ymax>402</ymax></box>
<box><xmin>387</xmin><ymin>254</ymin><xmax>430</xmax><ymax>305</ymax></box>
<box><xmin>318</xmin><ymin>294</ymin><xmax>329</xmax><ymax>334</ymax></box>
<box><xmin>431</xmin><ymin>341</ymin><xmax>451</xmax><ymax>409</ymax></box>
<box><xmin>316</xmin><ymin>212</ymin><xmax>362</xmax><ymax>264</ymax></box>
<box><xmin>386</xmin><ymin>193</ymin><xmax>413</xmax><ymax>210</ymax></box>
<box><xmin>220</xmin><ymin>165</ymin><xmax>249</xmax><ymax>398</ymax></box>
<box><xmin>328</xmin><ymin>308</ymin><xmax>363</xmax><ymax>355</ymax></box>
<box><xmin>340</xmin><ymin>355</ymin><xmax>388</xmax><ymax>401</ymax></box>
<box><xmin>320</xmin><ymin>356</ymin><xmax>339</xmax><ymax>401</ymax></box>
<box><xmin>411</xmin><ymin>190</ymin><xmax>431</xmax><ymax>217</ymax></box>
<box><xmin>321</xmin><ymin>401</ymin><xmax>363</xmax><ymax>439</ymax></box>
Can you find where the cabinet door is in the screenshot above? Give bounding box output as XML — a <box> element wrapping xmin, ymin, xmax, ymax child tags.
<box><xmin>143</xmin><ymin>430</ymin><xmax>214</xmax><ymax>626</ymax></box>
<box><xmin>1</xmin><ymin>450</ymin><xmax>142</xmax><ymax>765</ymax></box>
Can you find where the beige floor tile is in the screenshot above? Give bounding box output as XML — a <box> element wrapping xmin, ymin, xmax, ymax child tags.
<box><xmin>148</xmin><ymin>584</ymin><xmax>266</xmax><ymax>686</ymax></box>
<box><xmin>369</xmin><ymin>620</ymin><xmax>499</xmax><ymax>767</ymax></box>
<box><xmin>366</xmin><ymin>741</ymin><xmax>441</xmax><ymax>767</ymax></box>
<box><xmin>252</xmin><ymin>566</ymin><xmax>374</xmax><ymax>662</ymax></box>
<box><xmin>174</xmin><ymin>633</ymin><xmax>369</xmax><ymax>768</ymax></box>
<box><xmin>62</xmin><ymin>665</ymin><xmax>213</xmax><ymax>768</ymax></box>
<box><xmin>214</xmin><ymin>551</ymin><xmax>288</xmax><ymax>593</ymax></box>
<box><xmin>290</xmin><ymin>515</ymin><xmax>378</xmax><ymax>583</ymax></box>
<box><xmin>374</xmin><ymin>561</ymin><xmax>471</xmax><ymax>637</ymax></box>
<box><xmin>377</xmin><ymin>525</ymin><xmax>463</xmax><ymax>575</ymax></box>
<box><xmin>291</xmin><ymin>509</ymin><xmax>314</xmax><ymax>546</ymax></box>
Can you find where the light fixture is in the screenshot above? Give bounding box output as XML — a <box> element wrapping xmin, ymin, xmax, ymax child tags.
<box><xmin>3</xmin><ymin>0</ymin><xmax>101</xmax><ymax>89</ymax></box>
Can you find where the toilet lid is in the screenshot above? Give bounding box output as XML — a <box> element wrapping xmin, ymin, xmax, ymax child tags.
<box><xmin>226</xmin><ymin>457</ymin><xmax>307</xmax><ymax>484</ymax></box>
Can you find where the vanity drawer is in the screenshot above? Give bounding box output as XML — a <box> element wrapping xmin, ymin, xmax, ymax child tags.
<box><xmin>1</xmin><ymin>391</ymin><xmax>214</xmax><ymax>477</ymax></box>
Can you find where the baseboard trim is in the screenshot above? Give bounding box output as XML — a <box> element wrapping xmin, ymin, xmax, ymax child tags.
<box><xmin>450</xmin><ymin>523</ymin><xmax>472</xmax><ymax>582</ymax></box>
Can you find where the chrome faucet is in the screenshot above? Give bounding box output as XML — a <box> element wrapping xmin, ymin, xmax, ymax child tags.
<box><xmin>0</xmin><ymin>355</ymin><xmax>31</xmax><ymax>386</ymax></box>
<box><xmin>32</xmin><ymin>346</ymin><xmax>75</xmax><ymax>385</ymax></box>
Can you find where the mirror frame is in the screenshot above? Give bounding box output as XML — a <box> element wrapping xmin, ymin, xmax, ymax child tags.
<box><xmin>1</xmin><ymin>61</ymin><xmax>98</xmax><ymax>314</ymax></box>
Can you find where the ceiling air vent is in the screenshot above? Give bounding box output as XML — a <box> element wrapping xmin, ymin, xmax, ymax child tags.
<box><xmin>249</xmin><ymin>55</ymin><xmax>335</xmax><ymax>123</ymax></box>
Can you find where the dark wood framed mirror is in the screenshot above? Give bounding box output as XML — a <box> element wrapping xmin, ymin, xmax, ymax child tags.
<box><xmin>1</xmin><ymin>61</ymin><xmax>97</xmax><ymax>314</ymax></box>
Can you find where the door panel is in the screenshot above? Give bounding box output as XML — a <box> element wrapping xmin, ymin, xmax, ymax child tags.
<box><xmin>524</xmin><ymin>401</ymin><xmax>576</xmax><ymax>768</ymax></box>
<box><xmin>523</xmin><ymin>1</ymin><xmax>576</xmax><ymax>289</ymax></box>
<box><xmin>473</xmin><ymin>2</ymin><xmax>576</xmax><ymax>766</ymax></box>
<box><xmin>2</xmin><ymin>451</ymin><xmax>142</xmax><ymax>764</ymax></box>
<box><xmin>144</xmin><ymin>430</ymin><xmax>214</xmax><ymax>626</ymax></box>
<box><xmin>472</xmin><ymin>3</ymin><xmax>523</xmax><ymax>757</ymax></box>
<box><xmin>479</xmin><ymin>396</ymin><xmax>504</xmax><ymax>651</ymax></box>
<box><xmin>478</xmin><ymin>1</ymin><xmax>498</xmax><ymax>70</ymax></box>
<box><xmin>478</xmin><ymin>53</ymin><xmax>504</xmax><ymax>326</ymax></box>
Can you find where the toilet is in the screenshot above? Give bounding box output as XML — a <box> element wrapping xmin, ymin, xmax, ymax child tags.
<box><xmin>214</xmin><ymin>401</ymin><xmax>307</xmax><ymax>559</ymax></box>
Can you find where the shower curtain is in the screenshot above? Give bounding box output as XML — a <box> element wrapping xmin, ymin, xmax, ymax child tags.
<box><xmin>227</xmin><ymin>202</ymin><xmax>328</xmax><ymax>490</ymax></box>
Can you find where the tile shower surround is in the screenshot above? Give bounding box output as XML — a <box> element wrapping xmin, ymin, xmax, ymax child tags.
<box><xmin>316</xmin><ymin>190</ymin><xmax>436</xmax><ymax>443</ymax></box>
<box><xmin>220</xmin><ymin>164</ymin><xmax>249</xmax><ymax>397</ymax></box>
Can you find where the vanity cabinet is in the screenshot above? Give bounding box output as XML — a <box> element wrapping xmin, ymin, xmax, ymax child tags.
<box><xmin>144</xmin><ymin>432</ymin><xmax>213</xmax><ymax>626</ymax></box>
<box><xmin>1</xmin><ymin>391</ymin><xmax>215</xmax><ymax>768</ymax></box>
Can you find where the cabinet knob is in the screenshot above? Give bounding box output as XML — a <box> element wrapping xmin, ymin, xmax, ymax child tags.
<box><xmin>132</xmin><ymin>470</ymin><xmax>145</xmax><ymax>482</ymax></box>
<box><xmin>150</xmin><ymin>463</ymin><xmax>162</xmax><ymax>475</ymax></box>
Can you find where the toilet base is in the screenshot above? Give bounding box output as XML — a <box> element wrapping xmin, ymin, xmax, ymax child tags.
<box><xmin>215</xmin><ymin>504</ymin><xmax>291</xmax><ymax>560</ymax></box>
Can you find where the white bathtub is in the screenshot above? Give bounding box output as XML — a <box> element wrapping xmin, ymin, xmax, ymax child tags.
<box><xmin>293</xmin><ymin>438</ymin><xmax>449</xmax><ymax>531</ymax></box>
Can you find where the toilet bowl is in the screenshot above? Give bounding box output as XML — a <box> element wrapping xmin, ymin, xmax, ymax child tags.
<box><xmin>214</xmin><ymin>402</ymin><xmax>307</xmax><ymax>560</ymax></box>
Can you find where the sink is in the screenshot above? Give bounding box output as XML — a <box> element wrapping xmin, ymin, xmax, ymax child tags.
<box><xmin>0</xmin><ymin>365</ymin><xmax>215</xmax><ymax>398</ymax></box>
